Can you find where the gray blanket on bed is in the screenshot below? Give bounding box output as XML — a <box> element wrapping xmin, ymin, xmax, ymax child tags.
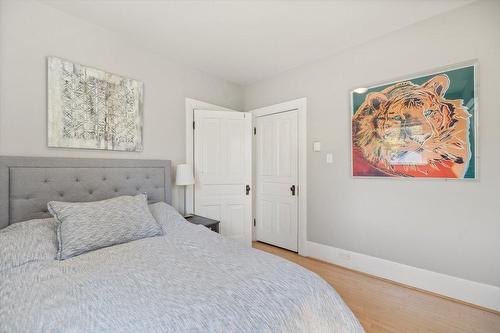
<box><xmin>0</xmin><ymin>203</ymin><xmax>364</xmax><ymax>333</ymax></box>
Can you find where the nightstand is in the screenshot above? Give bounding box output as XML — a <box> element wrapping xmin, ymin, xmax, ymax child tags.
<box><xmin>185</xmin><ymin>215</ymin><xmax>220</xmax><ymax>233</ymax></box>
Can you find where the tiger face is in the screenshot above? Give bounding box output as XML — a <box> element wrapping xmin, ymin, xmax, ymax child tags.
<box><xmin>352</xmin><ymin>74</ymin><xmax>471</xmax><ymax>177</ymax></box>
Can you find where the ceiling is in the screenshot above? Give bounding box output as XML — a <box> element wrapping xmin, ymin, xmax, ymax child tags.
<box><xmin>41</xmin><ymin>0</ymin><xmax>473</xmax><ymax>85</ymax></box>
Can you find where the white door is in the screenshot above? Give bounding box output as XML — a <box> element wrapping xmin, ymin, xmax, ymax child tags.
<box><xmin>255</xmin><ymin>110</ymin><xmax>298</xmax><ymax>251</ymax></box>
<box><xmin>194</xmin><ymin>110</ymin><xmax>252</xmax><ymax>246</ymax></box>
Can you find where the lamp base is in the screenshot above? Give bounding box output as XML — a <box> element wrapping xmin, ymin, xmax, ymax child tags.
<box><xmin>182</xmin><ymin>186</ymin><xmax>194</xmax><ymax>218</ymax></box>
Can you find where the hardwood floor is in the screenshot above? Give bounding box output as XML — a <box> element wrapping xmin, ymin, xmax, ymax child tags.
<box><xmin>253</xmin><ymin>241</ymin><xmax>500</xmax><ymax>333</ymax></box>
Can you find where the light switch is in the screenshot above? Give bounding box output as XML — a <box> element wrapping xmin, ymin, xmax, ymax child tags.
<box><xmin>313</xmin><ymin>141</ymin><xmax>321</xmax><ymax>152</ymax></box>
<box><xmin>326</xmin><ymin>153</ymin><xmax>333</xmax><ymax>164</ymax></box>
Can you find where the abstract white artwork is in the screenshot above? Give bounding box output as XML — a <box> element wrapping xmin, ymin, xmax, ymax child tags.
<box><xmin>47</xmin><ymin>57</ymin><xmax>144</xmax><ymax>151</ymax></box>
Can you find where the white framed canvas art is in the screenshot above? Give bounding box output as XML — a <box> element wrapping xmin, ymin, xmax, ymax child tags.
<box><xmin>47</xmin><ymin>57</ymin><xmax>144</xmax><ymax>151</ymax></box>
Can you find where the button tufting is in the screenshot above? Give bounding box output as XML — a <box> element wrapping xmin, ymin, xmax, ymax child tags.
<box><xmin>136</xmin><ymin>186</ymin><xmax>140</xmax><ymax>191</ymax></box>
<box><xmin>102</xmin><ymin>177</ymin><xmax>107</xmax><ymax>181</ymax></box>
<box><xmin>59</xmin><ymin>192</ymin><xmax>64</xmax><ymax>197</ymax></box>
<box><xmin>43</xmin><ymin>179</ymin><xmax>48</xmax><ymax>183</ymax></box>
<box><xmin>126</xmin><ymin>176</ymin><xmax>130</xmax><ymax>180</ymax></box>
<box><xmin>75</xmin><ymin>178</ymin><xmax>80</xmax><ymax>182</ymax></box>
<box><xmin>89</xmin><ymin>190</ymin><xmax>94</xmax><ymax>195</ymax></box>
<box><xmin>114</xmin><ymin>188</ymin><xmax>119</xmax><ymax>192</ymax></box>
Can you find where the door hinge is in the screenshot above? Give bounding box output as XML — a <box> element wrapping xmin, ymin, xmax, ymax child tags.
<box><xmin>253</xmin><ymin>218</ymin><xmax>256</xmax><ymax>227</ymax></box>
<box><xmin>193</xmin><ymin>121</ymin><xmax>195</xmax><ymax>130</ymax></box>
<box><xmin>253</xmin><ymin>127</ymin><xmax>256</xmax><ymax>135</ymax></box>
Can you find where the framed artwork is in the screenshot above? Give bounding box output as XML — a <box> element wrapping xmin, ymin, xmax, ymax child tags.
<box><xmin>351</xmin><ymin>62</ymin><xmax>477</xmax><ymax>179</ymax></box>
<box><xmin>47</xmin><ymin>56</ymin><xmax>144</xmax><ymax>151</ymax></box>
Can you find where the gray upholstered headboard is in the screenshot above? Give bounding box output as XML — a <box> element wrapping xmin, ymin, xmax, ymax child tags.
<box><xmin>0</xmin><ymin>157</ymin><xmax>172</xmax><ymax>229</ymax></box>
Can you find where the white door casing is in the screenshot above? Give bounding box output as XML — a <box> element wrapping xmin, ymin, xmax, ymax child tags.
<box><xmin>194</xmin><ymin>110</ymin><xmax>252</xmax><ymax>246</ymax></box>
<box><xmin>255</xmin><ymin>110</ymin><xmax>298</xmax><ymax>251</ymax></box>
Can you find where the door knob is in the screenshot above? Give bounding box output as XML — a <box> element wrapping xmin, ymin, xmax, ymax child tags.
<box><xmin>246</xmin><ymin>185</ymin><xmax>251</xmax><ymax>195</ymax></box>
<box><xmin>290</xmin><ymin>185</ymin><xmax>296</xmax><ymax>196</ymax></box>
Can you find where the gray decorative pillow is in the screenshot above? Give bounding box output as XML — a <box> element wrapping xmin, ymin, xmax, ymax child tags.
<box><xmin>48</xmin><ymin>194</ymin><xmax>163</xmax><ymax>260</ymax></box>
<box><xmin>0</xmin><ymin>218</ymin><xmax>58</xmax><ymax>271</ymax></box>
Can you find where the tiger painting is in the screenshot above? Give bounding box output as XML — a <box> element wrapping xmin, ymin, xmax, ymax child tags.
<box><xmin>352</xmin><ymin>72</ymin><xmax>474</xmax><ymax>178</ymax></box>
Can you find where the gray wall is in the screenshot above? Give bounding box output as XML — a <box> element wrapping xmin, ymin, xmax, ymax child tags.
<box><xmin>0</xmin><ymin>0</ymin><xmax>242</xmax><ymax>208</ymax></box>
<box><xmin>244</xmin><ymin>1</ymin><xmax>500</xmax><ymax>287</ymax></box>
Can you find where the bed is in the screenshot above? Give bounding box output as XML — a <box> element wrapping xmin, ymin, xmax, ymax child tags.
<box><xmin>0</xmin><ymin>156</ymin><xmax>363</xmax><ymax>332</ymax></box>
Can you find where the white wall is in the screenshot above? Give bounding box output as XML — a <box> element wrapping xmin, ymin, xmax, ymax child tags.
<box><xmin>0</xmin><ymin>0</ymin><xmax>243</xmax><ymax>209</ymax></box>
<box><xmin>244</xmin><ymin>0</ymin><xmax>500</xmax><ymax>288</ymax></box>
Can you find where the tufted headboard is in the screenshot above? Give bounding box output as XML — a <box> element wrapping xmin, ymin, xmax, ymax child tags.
<box><xmin>0</xmin><ymin>156</ymin><xmax>172</xmax><ymax>229</ymax></box>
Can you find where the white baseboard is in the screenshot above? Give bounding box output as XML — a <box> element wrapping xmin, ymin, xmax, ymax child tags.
<box><xmin>305</xmin><ymin>241</ymin><xmax>500</xmax><ymax>312</ymax></box>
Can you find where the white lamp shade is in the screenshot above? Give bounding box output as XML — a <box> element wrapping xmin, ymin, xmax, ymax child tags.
<box><xmin>176</xmin><ymin>164</ymin><xmax>195</xmax><ymax>186</ymax></box>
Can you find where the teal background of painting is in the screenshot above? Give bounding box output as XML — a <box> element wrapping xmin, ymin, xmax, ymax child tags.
<box><xmin>352</xmin><ymin>65</ymin><xmax>476</xmax><ymax>178</ymax></box>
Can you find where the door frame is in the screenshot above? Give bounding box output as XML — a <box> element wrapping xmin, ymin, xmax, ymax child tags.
<box><xmin>249</xmin><ymin>98</ymin><xmax>308</xmax><ymax>256</ymax></box>
<box><xmin>185</xmin><ymin>98</ymin><xmax>240</xmax><ymax>215</ymax></box>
